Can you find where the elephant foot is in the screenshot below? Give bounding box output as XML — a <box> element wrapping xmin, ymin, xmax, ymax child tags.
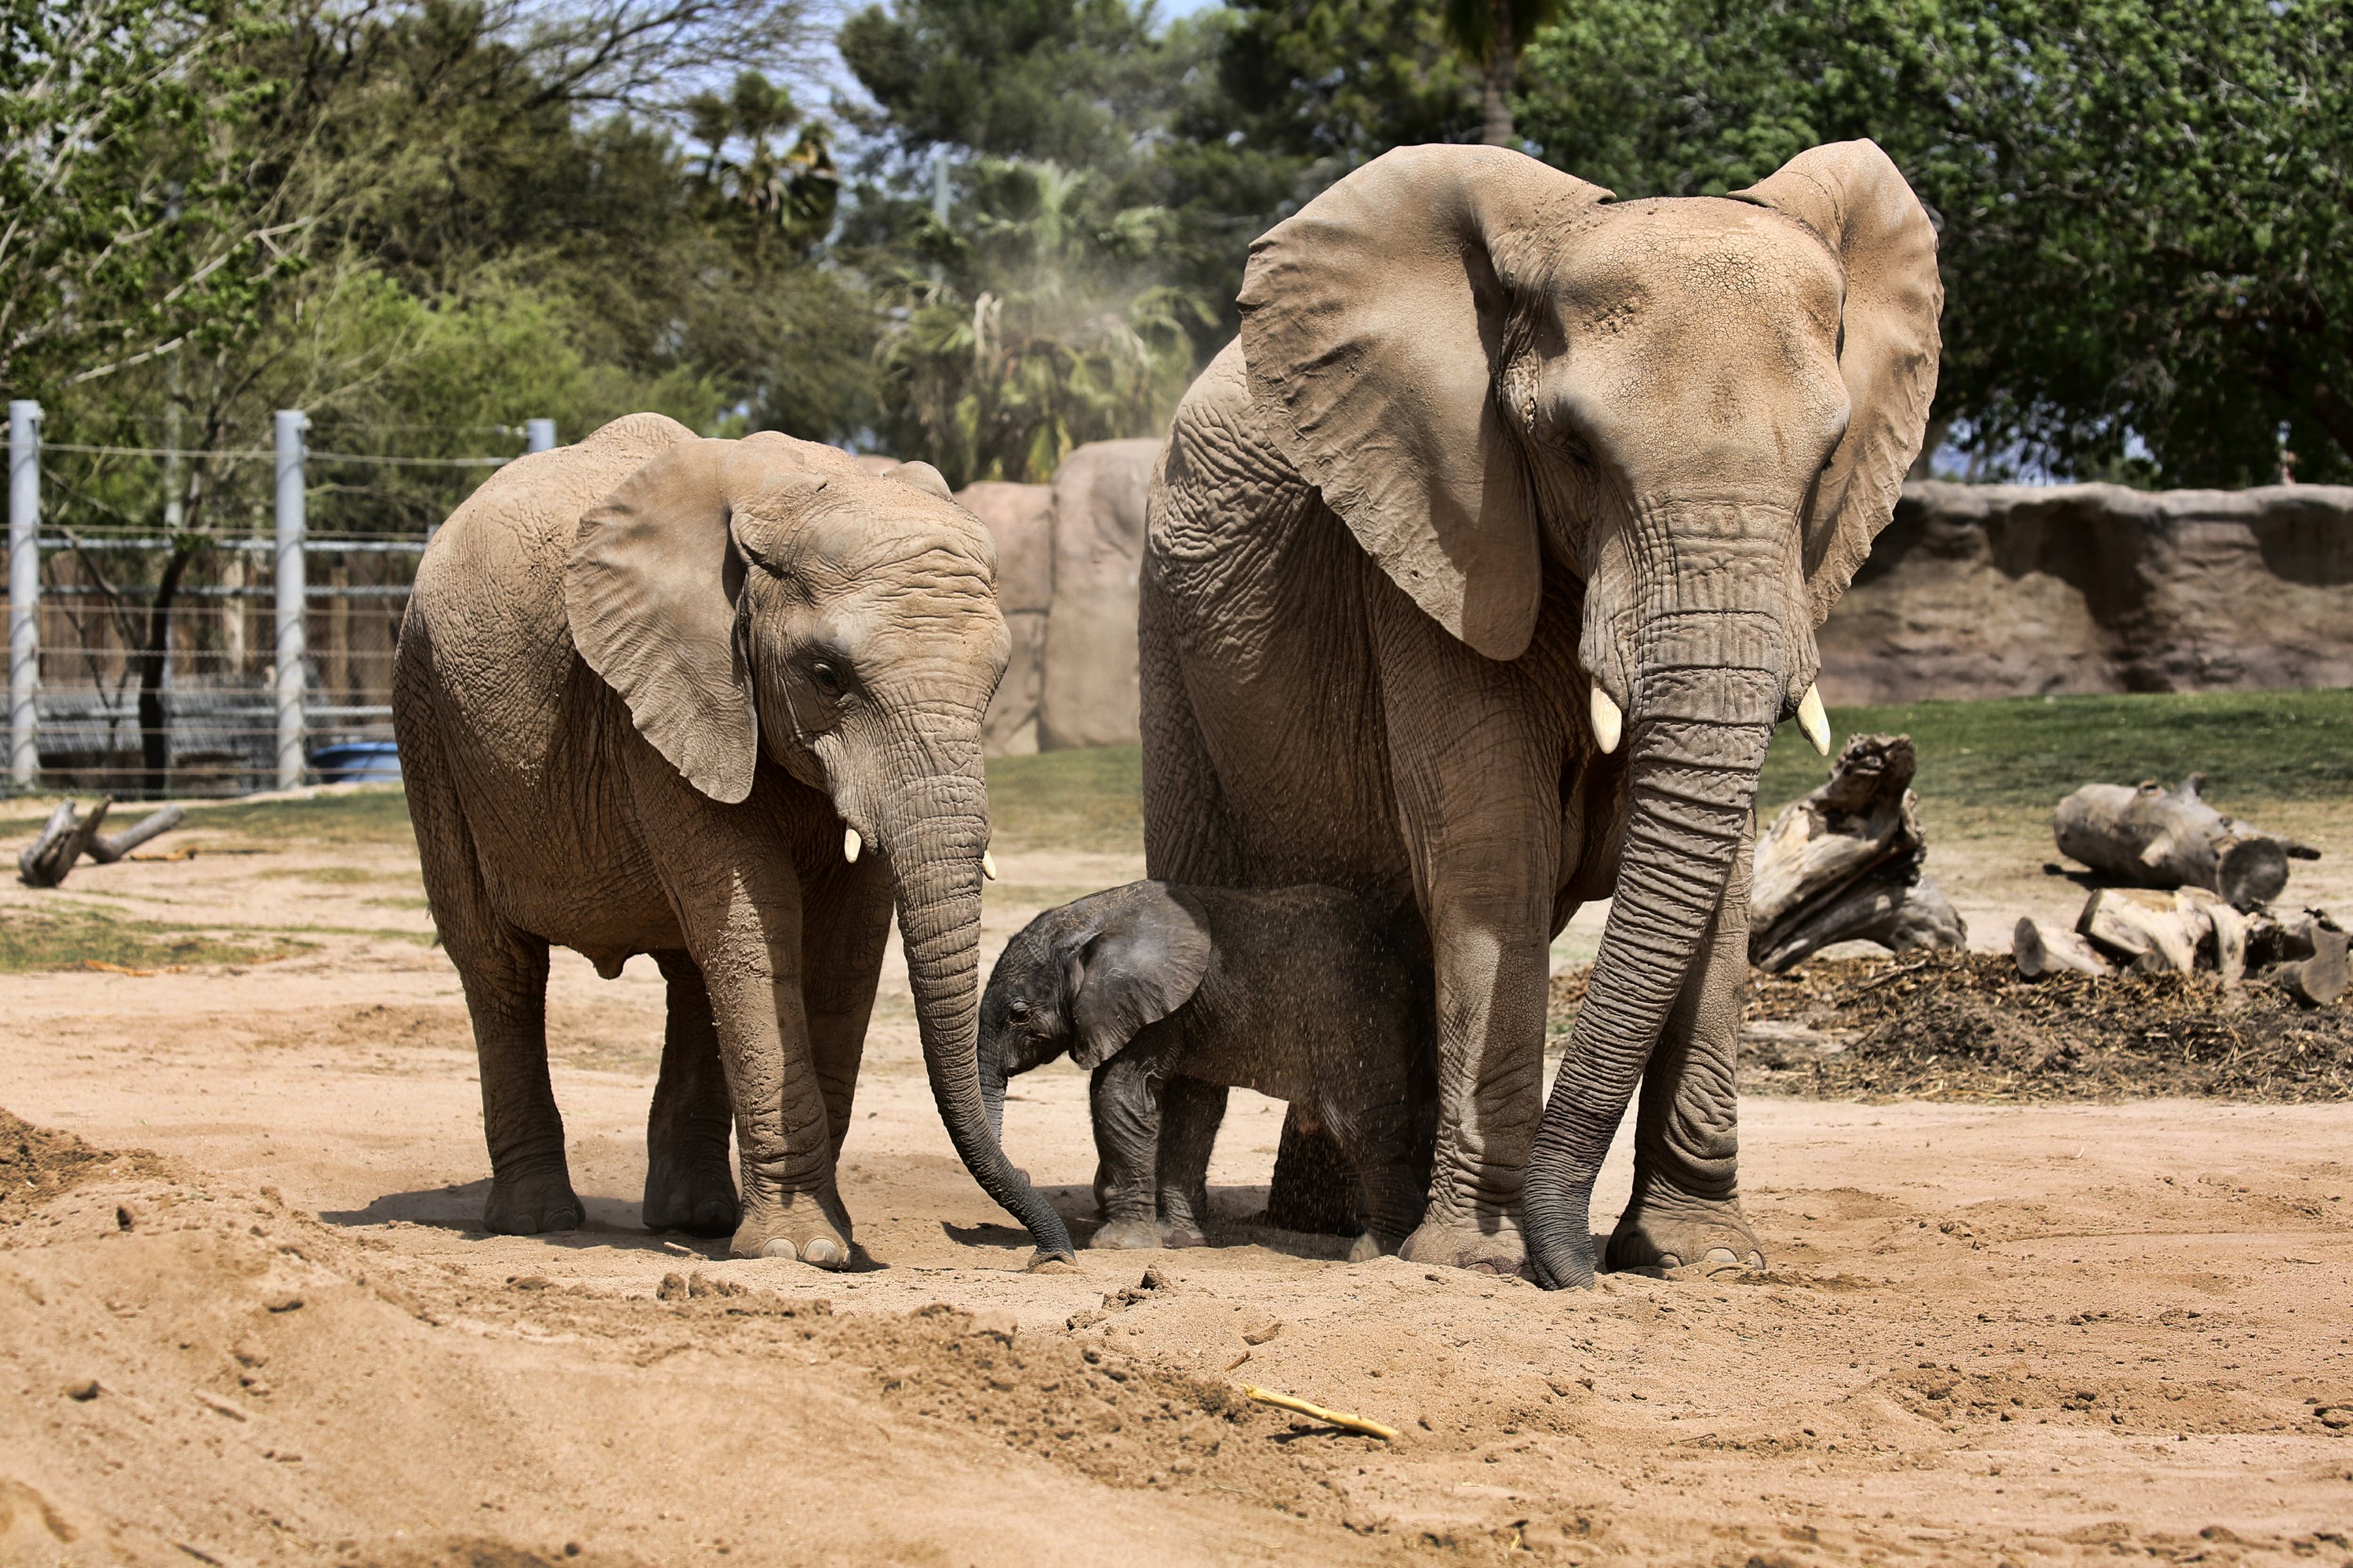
<box><xmin>732</xmin><ymin>1191</ymin><xmax>852</xmax><ymax>1270</ymax></box>
<box><xmin>482</xmin><ymin>1166</ymin><xmax>586</xmax><ymax>1235</ymax></box>
<box><xmin>1089</xmin><ymin>1217</ymin><xmax>1166</xmax><ymax>1250</ymax></box>
<box><xmin>1160</xmin><ymin>1223</ymin><xmax>1208</xmax><ymax>1250</ymax></box>
<box><xmin>1398</xmin><ymin>1215</ymin><xmax>1525</xmax><ymax>1276</ymax></box>
<box><xmin>1606</xmin><ymin>1191</ymin><xmax>1764</xmax><ymax>1277</ymax></box>
<box><xmin>642</xmin><ymin>1151</ymin><xmax>739</xmax><ymax>1238</ymax></box>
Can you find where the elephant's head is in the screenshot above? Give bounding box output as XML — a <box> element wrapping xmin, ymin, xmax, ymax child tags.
<box><xmin>976</xmin><ymin>882</ymin><xmax>1214</xmax><ymax>1144</ymax></box>
<box><xmin>1237</xmin><ymin>140</ymin><xmax>1940</xmax><ymax>1286</ymax></box>
<box><xmin>562</xmin><ymin>432</ymin><xmax>1074</xmax><ymax>1261</ymax></box>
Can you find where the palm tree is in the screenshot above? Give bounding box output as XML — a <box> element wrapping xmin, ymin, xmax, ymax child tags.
<box><xmin>1443</xmin><ymin>0</ymin><xmax>1564</xmax><ymax>147</ymax></box>
<box><xmin>874</xmin><ymin>159</ymin><xmax>1211</xmax><ymax>486</ymax></box>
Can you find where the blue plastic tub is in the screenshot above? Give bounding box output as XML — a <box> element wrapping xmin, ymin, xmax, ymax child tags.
<box><xmin>311</xmin><ymin>740</ymin><xmax>402</xmax><ymax>784</ymax></box>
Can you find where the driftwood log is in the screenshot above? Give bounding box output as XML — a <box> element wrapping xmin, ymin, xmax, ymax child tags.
<box><xmin>2012</xmin><ymin>917</ymin><xmax>2111</xmax><ymax>978</ymax></box>
<box><xmin>16</xmin><ymin>799</ymin><xmax>185</xmax><ymax>888</ymax></box>
<box><xmin>2030</xmin><ymin>882</ymin><xmax>2347</xmax><ymax>1005</ymax></box>
<box><xmin>2053</xmin><ymin>774</ymin><xmax>2319</xmax><ymax>910</ymax></box>
<box><xmin>1749</xmin><ymin>733</ymin><xmax>1967</xmax><ymax>973</ymax></box>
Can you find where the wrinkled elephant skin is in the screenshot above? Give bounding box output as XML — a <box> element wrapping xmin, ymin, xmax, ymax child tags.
<box><xmin>394</xmin><ymin>417</ymin><xmax>1072</xmax><ymax>1268</ymax></box>
<box><xmin>1140</xmin><ymin>142</ymin><xmax>1941</xmax><ymax>1286</ymax></box>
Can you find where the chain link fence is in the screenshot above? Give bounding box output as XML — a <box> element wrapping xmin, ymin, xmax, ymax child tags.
<box><xmin>5</xmin><ymin>406</ymin><xmax>556</xmax><ymax>798</ymax></box>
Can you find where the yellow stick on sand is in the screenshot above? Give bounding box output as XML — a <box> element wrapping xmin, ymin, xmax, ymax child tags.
<box><xmin>1242</xmin><ymin>1384</ymin><xmax>1400</xmax><ymax>1442</ymax></box>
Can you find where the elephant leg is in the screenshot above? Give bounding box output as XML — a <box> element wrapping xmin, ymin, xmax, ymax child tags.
<box><xmin>1337</xmin><ymin>1086</ymin><xmax>1430</xmax><ymax>1263</ymax></box>
<box><xmin>1377</xmin><ymin>609</ymin><xmax>1558</xmax><ymax>1275</ymax></box>
<box><xmin>398</xmin><ymin>683</ymin><xmax>580</xmax><ymax>1235</ymax></box>
<box><xmin>1155</xmin><ymin>1076</ymin><xmax>1226</xmax><ymax>1247</ymax></box>
<box><xmin>639</xmin><ymin>777</ymin><xmax>849</xmax><ymax>1267</ymax></box>
<box><xmin>1087</xmin><ymin>1058</ymin><xmax>1165</xmax><ymax>1250</ymax></box>
<box><xmin>1264</xmin><ymin>1109</ymin><xmax>1361</xmax><ymax>1236</ymax></box>
<box><xmin>798</xmin><ymin>857</ymin><xmax>894</xmax><ymax>1162</ymax></box>
<box><xmin>1607</xmin><ymin>841</ymin><xmax>1764</xmax><ymax>1275</ymax></box>
<box><xmin>642</xmin><ymin>951</ymin><xmax>738</xmax><ymax>1237</ymax></box>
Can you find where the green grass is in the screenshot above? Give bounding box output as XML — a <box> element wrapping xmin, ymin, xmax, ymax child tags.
<box><xmin>986</xmin><ymin>745</ymin><xmax>1144</xmax><ymax>853</ymax></box>
<box><xmin>0</xmin><ymin>904</ymin><xmax>310</xmax><ymax>973</ymax></box>
<box><xmin>1757</xmin><ymin>688</ymin><xmax>2353</xmax><ymax>818</ymax></box>
<box><xmin>58</xmin><ymin>689</ymin><xmax>2334</xmax><ymax>866</ymax></box>
<box><xmin>180</xmin><ymin>784</ymin><xmax>414</xmax><ymax>848</ymax></box>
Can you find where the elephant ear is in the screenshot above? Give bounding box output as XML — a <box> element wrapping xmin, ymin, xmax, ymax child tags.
<box><xmin>887</xmin><ymin>460</ymin><xmax>955</xmax><ymax>502</ymax></box>
<box><xmin>1731</xmin><ymin>140</ymin><xmax>1944</xmax><ymax>625</ymax></box>
<box><xmin>565</xmin><ymin>438</ymin><xmax>761</xmax><ymax>804</ymax></box>
<box><xmin>1238</xmin><ymin>144</ymin><xmax>1610</xmax><ymax>661</ymax></box>
<box><xmin>1065</xmin><ymin>884</ymin><xmax>1214</xmax><ymax>1071</ymax></box>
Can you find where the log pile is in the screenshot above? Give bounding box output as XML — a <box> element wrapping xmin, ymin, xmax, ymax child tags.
<box><xmin>2014</xmin><ymin>893</ymin><xmax>2346</xmax><ymax>1005</ymax></box>
<box><xmin>2020</xmin><ymin>773</ymin><xmax>2340</xmax><ymax>1003</ymax></box>
<box><xmin>1748</xmin><ymin>733</ymin><xmax>1967</xmax><ymax>973</ymax></box>
<box><xmin>2053</xmin><ymin>773</ymin><xmax>2318</xmax><ymax>910</ymax></box>
<box><xmin>16</xmin><ymin>799</ymin><xmax>185</xmax><ymax>888</ymax></box>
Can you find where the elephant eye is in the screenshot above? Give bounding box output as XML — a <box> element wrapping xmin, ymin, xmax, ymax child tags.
<box><xmin>807</xmin><ymin>660</ymin><xmax>846</xmax><ymax>697</ymax></box>
<box><xmin>1008</xmin><ymin>999</ymin><xmax>1030</xmax><ymax>1024</ymax></box>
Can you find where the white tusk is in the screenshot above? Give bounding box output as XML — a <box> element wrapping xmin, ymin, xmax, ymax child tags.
<box><xmin>1589</xmin><ymin>687</ymin><xmax>1624</xmax><ymax>756</ymax></box>
<box><xmin>1798</xmin><ymin>683</ymin><xmax>1832</xmax><ymax>756</ymax></box>
<box><xmin>981</xmin><ymin>849</ymin><xmax>998</xmax><ymax>882</ymax></box>
<box><xmin>843</xmin><ymin>828</ymin><xmax>861</xmax><ymax>864</ymax></box>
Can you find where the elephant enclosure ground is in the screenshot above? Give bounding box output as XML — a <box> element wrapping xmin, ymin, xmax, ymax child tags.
<box><xmin>3</xmin><ymin>690</ymin><xmax>2351</xmax><ymax>1567</ymax></box>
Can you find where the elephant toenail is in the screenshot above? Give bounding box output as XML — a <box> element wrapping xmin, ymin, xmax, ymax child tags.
<box><xmin>1704</xmin><ymin>1247</ymin><xmax>1740</xmax><ymax>1268</ymax></box>
<box><xmin>802</xmin><ymin>1237</ymin><xmax>845</xmax><ymax>1268</ymax></box>
<box><xmin>758</xmin><ymin>1238</ymin><xmax>799</xmax><ymax>1261</ymax></box>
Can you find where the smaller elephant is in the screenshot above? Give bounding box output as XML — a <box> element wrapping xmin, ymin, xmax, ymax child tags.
<box><xmin>980</xmin><ymin>881</ymin><xmax>1435</xmax><ymax>1258</ymax></box>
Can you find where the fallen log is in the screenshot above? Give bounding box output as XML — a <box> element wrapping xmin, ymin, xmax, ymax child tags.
<box><xmin>2013</xmin><ymin>917</ymin><xmax>2111</xmax><ymax>978</ymax></box>
<box><xmin>2053</xmin><ymin>774</ymin><xmax>2318</xmax><ymax>911</ymax></box>
<box><xmin>15</xmin><ymin>798</ymin><xmax>185</xmax><ymax>888</ymax></box>
<box><xmin>2250</xmin><ymin>910</ymin><xmax>2350</xmax><ymax>1006</ymax></box>
<box><xmin>1750</xmin><ymin>733</ymin><xmax>1968</xmax><ymax>972</ymax></box>
<box><xmin>87</xmin><ymin>802</ymin><xmax>184</xmax><ymax>864</ymax></box>
<box><xmin>2077</xmin><ymin>886</ymin><xmax>2213</xmax><ymax>973</ymax></box>
<box><xmin>18</xmin><ymin>799</ymin><xmax>113</xmax><ymax>888</ymax></box>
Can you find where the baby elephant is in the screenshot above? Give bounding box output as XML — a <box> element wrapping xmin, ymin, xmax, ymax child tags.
<box><xmin>980</xmin><ymin>881</ymin><xmax>1434</xmax><ymax>1258</ymax></box>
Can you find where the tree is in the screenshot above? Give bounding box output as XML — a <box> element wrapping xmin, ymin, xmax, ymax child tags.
<box><xmin>0</xmin><ymin>0</ymin><xmax>291</xmax><ymax>402</ymax></box>
<box><xmin>1515</xmin><ymin>0</ymin><xmax>2353</xmax><ymax>487</ymax></box>
<box><xmin>1442</xmin><ymin>0</ymin><xmax>1560</xmax><ymax>146</ymax></box>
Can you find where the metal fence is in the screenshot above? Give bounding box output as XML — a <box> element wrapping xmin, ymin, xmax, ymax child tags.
<box><xmin>5</xmin><ymin>403</ymin><xmax>558</xmax><ymax>798</ymax></box>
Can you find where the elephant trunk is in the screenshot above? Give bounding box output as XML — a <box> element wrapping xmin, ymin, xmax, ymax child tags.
<box><xmin>980</xmin><ymin>1029</ymin><xmax>1009</xmax><ymax>1146</ymax></box>
<box><xmin>879</xmin><ymin>762</ymin><xmax>1075</xmax><ymax>1263</ymax></box>
<box><xmin>1527</xmin><ymin>500</ymin><xmax>1798</xmax><ymax>1289</ymax></box>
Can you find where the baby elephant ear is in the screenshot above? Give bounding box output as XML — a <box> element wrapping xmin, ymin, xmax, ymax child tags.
<box><xmin>564</xmin><ymin>438</ymin><xmax>758</xmax><ymax>805</ymax></box>
<box><xmin>1067</xmin><ymin>883</ymin><xmax>1214</xmax><ymax>1070</ymax></box>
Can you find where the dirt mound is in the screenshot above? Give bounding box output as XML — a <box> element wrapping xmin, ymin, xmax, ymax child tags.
<box><xmin>1551</xmin><ymin>952</ymin><xmax>2353</xmax><ymax>1101</ymax></box>
<box><xmin>0</xmin><ymin>1108</ymin><xmax>170</xmax><ymax>1218</ymax></box>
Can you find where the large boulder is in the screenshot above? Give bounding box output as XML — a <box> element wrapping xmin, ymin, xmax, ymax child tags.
<box><xmin>955</xmin><ymin>481</ymin><xmax>1056</xmax><ymax>755</ymax></box>
<box><xmin>1038</xmin><ymin>438</ymin><xmax>1162</xmax><ymax>750</ymax></box>
<box><xmin>1820</xmin><ymin>481</ymin><xmax>2353</xmax><ymax>704</ymax></box>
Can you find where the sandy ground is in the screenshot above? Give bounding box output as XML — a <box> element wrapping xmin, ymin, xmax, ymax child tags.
<box><xmin>2</xmin><ymin>792</ymin><xmax>2350</xmax><ymax>1566</ymax></box>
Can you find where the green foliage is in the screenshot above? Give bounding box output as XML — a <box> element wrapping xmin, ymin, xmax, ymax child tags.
<box><xmin>0</xmin><ymin>0</ymin><xmax>292</xmax><ymax>398</ymax></box>
<box><xmin>1757</xmin><ymin>688</ymin><xmax>2353</xmax><ymax>817</ymax></box>
<box><xmin>1517</xmin><ymin>0</ymin><xmax>2353</xmax><ymax>486</ymax></box>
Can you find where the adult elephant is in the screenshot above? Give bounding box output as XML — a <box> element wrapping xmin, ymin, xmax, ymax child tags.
<box><xmin>1140</xmin><ymin>141</ymin><xmax>1940</xmax><ymax>1288</ymax></box>
<box><xmin>395</xmin><ymin>413</ymin><xmax>1072</xmax><ymax>1268</ymax></box>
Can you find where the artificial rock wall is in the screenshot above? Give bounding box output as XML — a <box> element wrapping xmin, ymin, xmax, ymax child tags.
<box><xmin>953</xmin><ymin>438</ymin><xmax>1160</xmax><ymax>755</ymax></box>
<box><xmin>1820</xmin><ymin>481</ymin><xmax>2353</xmax><ymax>704</ymax></box>
<box><xmin>955</xmin><ymin>464</ymin><xmax>2353</xmax><ymax>753</ymax></box>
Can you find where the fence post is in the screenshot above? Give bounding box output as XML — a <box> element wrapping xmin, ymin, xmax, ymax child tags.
<box><xmin>525</xmin><ymin>418</ymin><xmax>556</xmax><ymax>453</ymax></box>
<box><xmin>274</xmin><ymin>409</ymin><xmax>307</xmax><ymax>791</ymax></box>
<box><xmin>8</xmin><ymin>400</ymin><xmax>38</xmax><ymax>791</ymax></box>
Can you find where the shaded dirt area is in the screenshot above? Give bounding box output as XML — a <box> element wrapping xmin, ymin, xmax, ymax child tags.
<box><xmin>4</xmin><ymin>787</ymin><xmax>2353</xmax><ymax>1565</ymax></box>
<box><xmin>1551</xmin><ymin>952</ymin><xmax>2353</xmax><ymax>1103</ymax></box>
